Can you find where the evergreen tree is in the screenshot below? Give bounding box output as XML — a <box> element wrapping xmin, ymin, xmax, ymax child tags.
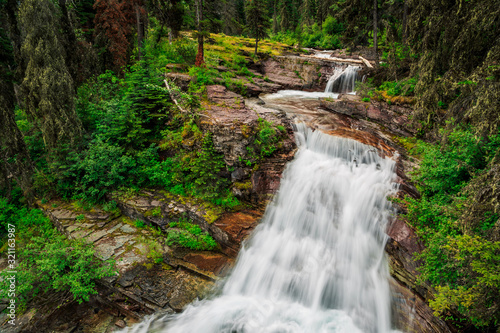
<box><xmin>0</xmin><ymin>5</ymin><xmax>34</xmax><ymax>203</ymax></box>
<box><xmin>94</xmin><ymin>0</ymin><xmax>141</xmax><ymax>72</ymax></box>
<box><xmin>148</xmin><ymin>0</ymin><xmax>185</xmax><ymax>43</ymax></box>
<box><xmin>222</xmin><ymin>0</ymin><xmax>241</xmax><ymax>35</ymax></box>
<box><xmin>245</xmin><ymin>0</ymin><xmax>271</xmax><ymax>56</ymax></box>
<box><xmin>19</xmin><ymin>0</ymin><xmax>82</xmax><ymax>153</ymax></box>
<box><xmin>372</xmin><ymin>0</ymin><xmax>378</xmax><ymax>65</ymax></box>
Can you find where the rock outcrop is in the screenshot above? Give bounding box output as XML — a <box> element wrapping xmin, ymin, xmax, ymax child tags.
<box><xmin>320</xmin><ymin>94</ymin><xmax>418</xmax><ymax>137</ymax></box>
<box><xmin>201</xmin><ymin>85</ymin><xmax>296</xmax><ymax>202</ymax></box>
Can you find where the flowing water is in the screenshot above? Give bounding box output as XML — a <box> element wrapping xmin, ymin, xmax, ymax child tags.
<box><xmin>325</xmin><ymin>65</ymin><xmax>360</xmax><ymax>94</ymax></box>
<box><xmin>122</xmin><ymin>122</ymin><xmax>400</xmax><ymax>333</ymax></box>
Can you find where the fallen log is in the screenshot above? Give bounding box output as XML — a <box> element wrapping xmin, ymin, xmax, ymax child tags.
<box><xmin>359</xmin><ymin>55</ymin><xmax>374</xmax><ymax>68</ymax></box>
<box><xmin>299</xmin><ymin>54</ymin><xmax>364</xmax><ymax>65</ymax></box>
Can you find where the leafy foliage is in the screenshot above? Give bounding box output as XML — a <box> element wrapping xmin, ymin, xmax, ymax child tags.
<box><xmin>402</xmin><ymin>126</ymin><xmax>500</xmax><ymax>328</ymax></box>
<box><xmin>167</xmin><ymin>220</ymin><xmax>218</xmax><ymax>250</ymax></box>
<box><xmin>254</xmin><ymin>118</ymin><xmax>285</xmax><ymax>157</ymax></box>
<box><xmin>0</xmin><ymin>198</ymin><xmax>115</xmax><ymax>308</ymax></box>
<box><xmin>271</xmin><ymin>16</ymin><xmax>344</xmax><ymax>49</ymax></box>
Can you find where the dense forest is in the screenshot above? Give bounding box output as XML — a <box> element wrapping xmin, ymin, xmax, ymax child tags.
<box><xmin>0</xmin><ymin>0</ymin><xmax>499</xmax><ymax>331</ymax></box>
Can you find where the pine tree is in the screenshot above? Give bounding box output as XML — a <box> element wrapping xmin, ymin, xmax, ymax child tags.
<box><xmin>19</xmin><ymin>0</ymin><xmax>82</xmax><ymax>153</ymax></box>
<box><xmin>149</xmin><ymin>0</ymin><xmax>185</xmax><ymax>43</ymax></box>
<box><xmin>94</xmin><ymin>0</ymin><xmax>140</xmax><ymax>72</ymax></box>
<box><xmin>245</xmin><ymin>0</ymin><xmax>271</xmax><ymax>57</ymax></box>
<box><xmin>0</xmin><ymin>5</ymin><xmax>33</xmax><ymax>202</ymax></box>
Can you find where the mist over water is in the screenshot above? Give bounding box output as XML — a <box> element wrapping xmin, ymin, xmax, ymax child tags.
<box><xmin>122</xmin><ymin>122</ymin><xmax>400</xmax><ymax>333</ymax></box>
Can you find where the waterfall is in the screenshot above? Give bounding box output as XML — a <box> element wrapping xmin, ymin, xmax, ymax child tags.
<box><xmin>122</xmin><ymin>122</ymin><xmax>400</xmax><ymax>333</ymax></box>
<box><xmin>325</xmin><ymin>65</ymin><xmax>360</xmax><ymax>94</ymax></box>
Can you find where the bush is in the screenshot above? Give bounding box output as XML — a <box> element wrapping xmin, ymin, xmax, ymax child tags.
<box><xmin>167</xmin><ymin>220</ymin><xmax>217</xmax><ymax>250</ymax></box>
<box><xmin>255</xmin><ymin>118</ymin><xmax>283</xmax><ymax>157</ymax></box>
<box><xmin>15</xmin><ymin>235</ymin><xmax>115</xmax><ymax>305</ymax></box>
<box><xmin>322</xmin><ymin>16</ymin><xmax>344</xmax><ymax>35</ymax></box>
<box><xmin>402</xmin><ymin>126</ymin><xmax>500</xmax><ymax>328</ymax></box>
<box><xmin>378</xmin><ymin>77</ymin><xmax>417</xmax><ymax>97</ymax></box>
<box><xmin>0</xmin><ymin>199</ymin><xmax>115</xmax><ymax>308</ymax></box>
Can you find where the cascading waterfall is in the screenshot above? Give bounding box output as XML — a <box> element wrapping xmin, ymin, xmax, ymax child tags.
<box><xmin>122</xmin><ymin>122</ymin><xmax>400</xmax><ymax>333</ymax></box>
<box><xmin>325</xmin><ymin>65</ymin><xmax>360</xmax><ymax>94</ymax></box>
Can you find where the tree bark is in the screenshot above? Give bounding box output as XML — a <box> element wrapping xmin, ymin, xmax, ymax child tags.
<box><xmin>402</xmin><ymin>0</ymin><xmax>408</xmax><ymax>46</ymax></box>
<box><xmin>272</xmin><ymin>0</ymin><xmax>277</xmax><ymax>33</ymax></box>
<box><xmin>373</xmin><ymin>0</ymin><xmax>378</xmax><ymax>65</ymax></box>
<box><xmin>195</xmin><ymin>0</ymin><xmax>204</xmax><ymax>67</ymax></box>
<box><xmin>136</xmin><ymin>5</ymin><xmax>144</xmax><ymax>61</ymax></box>
<box><xmin>5</xmin><ymin>0</ymin><xmax>23</xmax><ymax>72</ymax></box>
<box><xmin>254</xmin><ymin>37</ymin><xmax>259</xmax><ymax>57</ymax></box>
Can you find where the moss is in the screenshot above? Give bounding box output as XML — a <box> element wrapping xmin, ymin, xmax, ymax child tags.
<box><xmin>144</xmin><ymin>206</ymin><xmax>163</xmax><ymax>218</ymax></box>
<box><xmin>393</xmin><ymin>136</ymin><xmax>420</xmax><ymax>158</ymax></box>
<box><xmin>234</xmin><ymin>181</ymin><xmax>252</xmax><ymax>190</ymax></box>
<box><xmin>204</xmin><ymin>33</ymin><xmax>290</xmax><ymax>66</ymax></box>
<box><xmin>241</xmin><ymin>124</ymin><xmax>252</xmax><ymax>138</ymax></box>
<box><xmin>161</xmin><ymin>263</ymin><xmax>173</xmax><ymax>270</ymax></box>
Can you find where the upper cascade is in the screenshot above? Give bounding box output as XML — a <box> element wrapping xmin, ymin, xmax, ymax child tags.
<box><xmin>325</xmin><ymin>65</ymin><xmax>361</xmax><ymax>94</ymax></box>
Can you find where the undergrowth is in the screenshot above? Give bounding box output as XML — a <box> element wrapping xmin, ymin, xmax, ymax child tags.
<box><xmin>400</xmin><ymin>125</ymin><xmax>500</xmax><ymax>328</ymax></box>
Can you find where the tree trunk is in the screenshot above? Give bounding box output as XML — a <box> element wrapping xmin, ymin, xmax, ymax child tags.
<box><xmin>136</xmin><ymin>5</ymin><xmax>144</xmax><ymax>61</ymax></box>
<box><xmin>272</xmin><ymin>0</ymin><xmax>278</xmax><ymax>33</ymax></box>
<box><xmin>58</xmin><ymin>0</ymin><xmax>79</xmax><ymax>82</ymax></box>
<box><xmin>195</xmin><ymin>0</ymin><xmax>204</xmax><ymax>67</ymax></box>
<box><xmin>373</xmin><ymin>0</ymin><xmax>378</xmax><ymax>65</ymax></box>
<box><xmin>402</xmin><ymin>0</ymin><xmax>408</xmax><ymax>46</ymax></box>
<box><xmin>254</xmin><ymin>37</ymin><xmax>259</xmax><ymax>57</ymax></box>
<box><xmin>5</xmin><ymin>0</ymin><xmax>22</xmax><ymax>70</ymax></box>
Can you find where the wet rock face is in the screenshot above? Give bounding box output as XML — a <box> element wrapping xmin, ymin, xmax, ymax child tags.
<box><xmin>320</xmin><ymin>95</ymin><xmax>418</xmax><ymax>137</ymax></box>
<box><xmin>261</xmin><ymin>56</ymin><xmax>347</xmax><ymax>90</ymax></box>
<box><xmin>213</xmin><ymin>210</ymin><xmax>263</xmax><ymax>257</ymax></box>
<box><xmin>12</xmin><ymin>195</ymin><xmax>253</xmax><ymax>333</ymax></box>
<box><xmin>109</xmin><ymin>189</ymin><xmax>264</xmax><ymax>258</ymax></box>
<box><xmin>201</xmin><ymin>85</ymin><xmax>297</xmax><ymax>202</ymax></box>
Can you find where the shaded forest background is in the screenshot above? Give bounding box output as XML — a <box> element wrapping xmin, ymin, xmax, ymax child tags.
<box><xmin>0</xmin><ymin>0</ymin><xmax>499</xmax><ymax>331</ymax></box>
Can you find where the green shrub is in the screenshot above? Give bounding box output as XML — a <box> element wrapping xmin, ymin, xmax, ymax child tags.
<box><xmin>255</xmin><ymin>118</ymin><xmax>282</xmax><ymax>157</ymax></box>
<box><xmin>167</xmin><ymin>220</ymin><xmax>217</xmax><ymax>250</ymax></box>
<box><xmin>322</xmin><ymin>16</ymin><xmax>344</xmax><ymax>35</ymax></box>
<box><xmin>402</xmin><ymin>126</ymin><xmax>500</xmax><ymax>328</ymax></box>
<box><xmin>378</xmin><ymin>77</ymin><xmax>417</xmax><ymax>97</ymax></box>
<box><xmin>174</xmin><ymin>42</ymin><xmax>197</xmax><ymax>64</ymax></box>
<box><xmin>134</xmin><ymin>219</ymin><xmax>146</xmax><ymax>228</ymax></box>
<box><xmin>14</xmin><ymin>235</ymin><xmax>115</xmax><ymax>305</ymax></box>
<box><xmin>0</xmin><ymin>199</ymin><xmax>115</xmax><ymax>308</ymax></box>
<box><xmin>188</xmin><ymin>66</ymin><xmax>219</xmax><ymax>86</ymax></box>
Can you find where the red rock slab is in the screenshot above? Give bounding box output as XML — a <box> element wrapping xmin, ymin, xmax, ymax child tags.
<box><xmin>214</xmin><ymin>210</ymin><xmax>262</xmax><ymax>257</ymax></box>
<box><xmin>387</xmin><ymin>218</ymin><xmax>424</xmax><ymax>255</ymax></box>
<box><xmin>182</xmin><ymin>252</ymin><xmax>234</xmax><ymax>277</ymax></box>
<box><xmin>203</xmin><ymin>85</ymin><xmax>259</xmax><ymax>125</ymax></box>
